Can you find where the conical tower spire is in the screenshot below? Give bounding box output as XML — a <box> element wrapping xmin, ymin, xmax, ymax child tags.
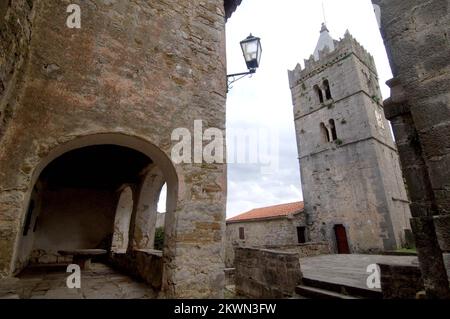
<box><xmin>313</xmin><ymin>23</ymin><xmax>335</xmax><ymax>61</ymax></box>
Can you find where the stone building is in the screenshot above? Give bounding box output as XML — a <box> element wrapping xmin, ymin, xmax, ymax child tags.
<box><xmin>288</xmin><ymin>25</ymin><xmax>412</xmax><ymax>254</ymax></box>
<box><xmin>0</xmin><ymin>0</ymin><xmax>243</xmax><ymax>298</ymax></box>
<box><xmin>225</xmin><ymin>202</ymin><xmax>305</xmax><ymax>267</ymax></box>
<box><xmin>225</xmin><ymin>202</ymin><xmax>330</xmax><ymax>267</ymax></box>
<box><xmin>373</xmin><ymin>0</ymin><xmax>450</xmax><ymax>298</ymax></box>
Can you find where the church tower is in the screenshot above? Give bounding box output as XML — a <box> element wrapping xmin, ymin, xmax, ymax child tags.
<box><xmin>288</xmin><ymin>24</ymin><xmax>411</xmax><ymax>253</ymax></box>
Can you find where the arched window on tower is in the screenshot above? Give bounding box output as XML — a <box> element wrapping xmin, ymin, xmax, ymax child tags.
<box><xmin>329</xmin><ymin>119</ymin><xmax>338</xmax><ymax>141</ymax></box>
<box><xmin>323</xmin><ymin>79</ymin><xmax>332</xmax><ymax>100</ymax></box>
<box><xmin>320</xmin><ymin>122</ymin><xmax>330</xmax><ymax>143</ymax></box>
<box><xmin>314</xmin><ymin>85</ymin><xmax>324</xmax><ymax>104</ymax></box>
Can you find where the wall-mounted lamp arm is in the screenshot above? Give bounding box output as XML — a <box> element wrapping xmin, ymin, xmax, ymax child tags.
<box><xmin>227</xmin><ymin>69</ymin><xmax>256</xmax><ymax>91</ymax></box>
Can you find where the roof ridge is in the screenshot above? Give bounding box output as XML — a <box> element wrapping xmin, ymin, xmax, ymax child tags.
<box><xmin>227</xmin><ymin>201</ymin><xmax>304</xmax><ymax>222</ymax></box>
<box><xmin>248</xmin><ymin>201</ymin><xmax>303</xmax><ymax>211</ymax></box>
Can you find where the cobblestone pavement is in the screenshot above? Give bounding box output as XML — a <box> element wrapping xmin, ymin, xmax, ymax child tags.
<box><xmin>299</xmin><ymin>254</ymin><xmax>418</xmax><ymax>291</ymax></box>
<box><xmin>0</xmin><ymin>263</ymin><xmax>158</xmax><ymax>299</ymax></box>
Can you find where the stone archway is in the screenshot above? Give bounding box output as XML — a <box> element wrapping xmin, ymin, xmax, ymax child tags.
<box><xmin>16</xmin><ymin>144</ymin><xmax>153</xmax><ymax>265</ymax></box>
<box><xmin>11</xmin><ymin>134</ymin><xmax>178</xmax><ymax>275</ymax></box>
<box><xmin>3</xmin><ymin>132</ymin><xmax>226</xmax><ymax>298</ymax></box>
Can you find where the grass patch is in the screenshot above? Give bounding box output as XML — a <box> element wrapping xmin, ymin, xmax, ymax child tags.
<box><xmin>396</xmin><ymin>248</ymin><xmax>417</xmax><ymax>254</ymax></box>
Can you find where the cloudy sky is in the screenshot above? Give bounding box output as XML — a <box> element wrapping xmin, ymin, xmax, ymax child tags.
<box><xmin>224</xmin><ymin>0</ymin><xmax>393</xmax><ymax>218</ymax></box>
<box><xmin>158</xmin><ymin>0</ymin><xmax>392</xmax><ymax>217</ymax></box>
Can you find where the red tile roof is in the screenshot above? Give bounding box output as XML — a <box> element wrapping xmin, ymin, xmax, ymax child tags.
<box><xmin>227</xmin><ymin>202</ymin><xmax>304</xmax><ymax>223</ymax></box>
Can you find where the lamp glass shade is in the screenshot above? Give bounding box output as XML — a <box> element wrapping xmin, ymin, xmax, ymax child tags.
<box><xmin>240</xmin><ymin>34</ymin><xmax>262</xmax><ymax>71</ymax></box>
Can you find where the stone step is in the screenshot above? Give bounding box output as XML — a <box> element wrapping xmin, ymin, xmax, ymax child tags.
<box><xmin>301</xmin><ymin>277</ymin><xmax>382</xmax><ymax>299</ymax></box>
<box><xmin>0</xmin><ymin>294</ymin><xmax>20</xmax><ymax>299</ymax></box>
<box><xmin>296</xmin><ymin>285</ymin><xmax>358</xmax><ymax>299</ymax></box>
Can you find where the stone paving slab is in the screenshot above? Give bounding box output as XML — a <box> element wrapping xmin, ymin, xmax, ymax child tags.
<box><xmin>299</xmin><ymin>254</ymin><xmax>418</xmax><ymax>292</ymax></box>
<box><xmin>0</xmin><ymin>263</ymin><xmax>157</xmax><ymax>299</ymax></box>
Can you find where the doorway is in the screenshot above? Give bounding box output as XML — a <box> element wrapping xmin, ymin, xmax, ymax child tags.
<box><xmin>334</xmin><ymin>224</ymin><xmax>350</xmax><ymax>254</ymax></box>
<box><xmin>297</xmin><ymin>226</ymin><xmax>306</xmax><ymax>244</ymax></box>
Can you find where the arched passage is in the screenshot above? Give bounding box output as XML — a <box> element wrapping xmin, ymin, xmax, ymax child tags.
<box><xmin>13</xmin><ymin>134</ymin><xmax>178</xmax><ymax>275</ymax></box>
<box><xmin>23</xmin><ymin>145</ymin><xmax>151</xmax><ymax>263</ymax></box>
<box><xmin>8</xmin><ymin>133</ymin><xmax>226</xmax><ymax>298</ymax></box>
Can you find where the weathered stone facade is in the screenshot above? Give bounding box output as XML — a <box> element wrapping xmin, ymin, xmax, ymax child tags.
<box><xmin>225</xmin><ymin>212</ymin><xmax>306</xmax><ymax>267</ymax></box>
<box><xmin>0</xmin><ymin>0</ymin><xmax>241</xmax><ymax>298</ymax></box>
<box><xmin>373</xmin><ymin>0</ymin><xmax>450</xmax><ymax>298</ymax></box>
<box><xmin>289</xmin><ymin>27</ymin><xmax>412</xmax><ymax>253</ymax></box>
<box><xmin>0</xmin><ymin>0</ymin><xmax>35</xmax><ymax>139</ymax></box>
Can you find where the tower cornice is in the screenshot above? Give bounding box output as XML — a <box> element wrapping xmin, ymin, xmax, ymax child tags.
<box><xmin>289</xmin><ymin>30</ymin><xmax>377</xmax><ymax>88</ymax></box>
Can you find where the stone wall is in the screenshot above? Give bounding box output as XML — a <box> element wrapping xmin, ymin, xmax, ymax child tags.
<box><xmin>0</xmin><ymin>0</ymin><xmax>35</xmax><ymax>139</ymax></box>
<box><xmin>264</xmin><ymin>242</ymin><xmax>330</xmax><ymax>258</ymax></box>
<box><xmin>110</xmin><ymin>250</ymin><xmax>163</xmax><ymax>291</ymax></box>
<box><xmin>378</xmin><ymin>263</ymin><xmax>424</xmax><ymax>299</ymax></box>
<box><xmin>31</xmin><ymin>188</ymin><xmax>116</xmax><ymax>264</ymax></box>
<box><xmin>224</xmin><ymin>267</ymin><xmax>235</xmax><ymax>286</ymax></box>
<box><xmin>289</xmin><ymin>30</ymin><xmax>411</xmax><ymax>253</ymax></box>
<box><xmin>234</xmin><ymin>247</ymin><xmax>302</xmax><ymax>298</ymax></box>
<box><xmin>225</xmin><ymin>213</ymin><xmax>305</xmax><ymax>267</ymax></box>
<box><xmin>373</xmin><ymin>0</ymin><xmax>450</xmax><ymax>298</ymax></box>
<box><xmin>0</xmin><ymin>0</ymin><xmax>232</xmax><ymax>298</ymax></box>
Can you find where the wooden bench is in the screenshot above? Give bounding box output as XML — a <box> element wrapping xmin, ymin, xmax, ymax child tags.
<box><xmin>58</xmin><ymin>249</ymin><xmax>107</xmax><ymax>270</ymax></box>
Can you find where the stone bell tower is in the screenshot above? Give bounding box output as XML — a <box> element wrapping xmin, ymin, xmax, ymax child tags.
<box><xmin>288</xmin><ymin>24</ymin><xmax>412</xmax><ymax>253</ymax></box>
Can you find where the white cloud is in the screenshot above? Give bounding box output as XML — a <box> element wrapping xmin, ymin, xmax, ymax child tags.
<box><xmin>157</xmin><ymin>183</ymin><xmax>167</xmax><ymax>213</ymax></box>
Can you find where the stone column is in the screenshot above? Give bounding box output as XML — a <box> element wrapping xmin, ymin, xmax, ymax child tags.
<box><xmin>130</xmin><ymin>166</ymin><xmax>165</xmax><ymax>251</ymax></box>
<box><xmin>384</xmin><ymin>77</ymin><xmax>450</xmax><ymax>298</ymax></box>
<box><xmin>160</xmin><ymin>165</ymin><xmax>227</xmax><ymax>298</ymax></box>
<box><xmin>374</xmin><ymin>0</ymin><xmax>450</xmax><ymax>298</ymax></box>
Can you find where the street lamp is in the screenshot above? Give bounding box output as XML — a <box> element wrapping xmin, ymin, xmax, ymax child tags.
<box><xmin>227</xmin><ymin>34</ymin><xmax>262</xmax><ymax>90</ymax></box>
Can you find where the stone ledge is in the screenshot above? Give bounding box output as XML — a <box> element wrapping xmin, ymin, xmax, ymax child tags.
<box><xmin>383</xmin><ymin>98</ymin><xmax>411</xmax><ymax>120</ymax></box>
<box><xmin>264</xmin><ymin>242</ymin><xmax>331</xmax><ymax>258</ymax></box>
<box><xmin>378</xmin><ymin>263</ymin><xmax>423</xmax><ymax>299</ymax></box>
<box><xmin>109</xmin><ymin>250</ymin><xmax>163</xmax><ymax>291</ymax></box>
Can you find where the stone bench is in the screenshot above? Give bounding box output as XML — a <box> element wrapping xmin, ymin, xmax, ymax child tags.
<box><xmin>58</xmin><ymin>249</ymin><xmax>107</xmax><ymax>270</ymax></box>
